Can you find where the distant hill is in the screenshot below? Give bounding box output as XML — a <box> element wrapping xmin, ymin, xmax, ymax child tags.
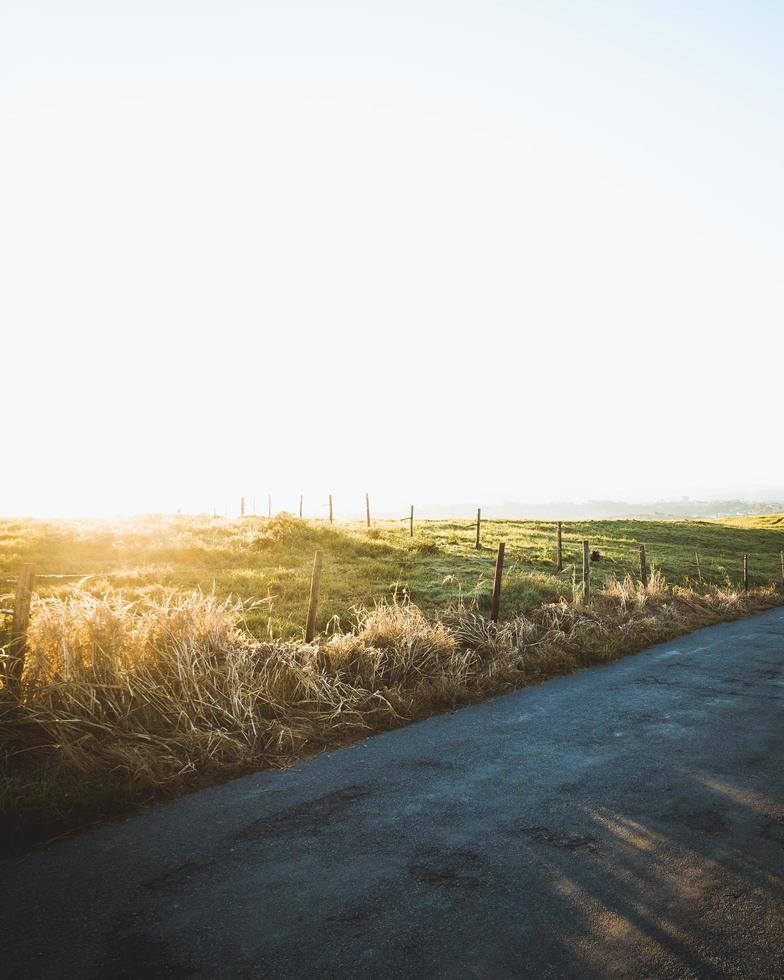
<box><xmin>419</xmin><ymin>500</ymin><xmax>784</xmax><ymax>521</ymax></box>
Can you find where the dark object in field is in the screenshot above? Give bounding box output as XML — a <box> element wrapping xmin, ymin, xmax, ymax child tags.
<box><xmin>591</xmin><ymin>550</ymin><xmax>601</xmax><ymax>562</ymax></box>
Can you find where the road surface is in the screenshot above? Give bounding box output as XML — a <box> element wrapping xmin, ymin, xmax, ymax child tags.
<box><xmin>2</xmin><ymin>607</ymin><xmax>783</xmax><ymax>978</ymax></box>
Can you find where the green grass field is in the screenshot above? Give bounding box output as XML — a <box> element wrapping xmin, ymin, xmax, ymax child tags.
<box><xmin>2</xmin><ymin>512</ymin><xmax>783</xmax><ymax>638</ymax></box>
<box><xmin>2</xmin><ymin>511</ymin><xmax>782</xmax><ymax>850</ymax></box>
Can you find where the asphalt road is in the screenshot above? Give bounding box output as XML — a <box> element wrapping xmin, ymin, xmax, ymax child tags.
<box><xmin>2</xmin><ymin>608</ymin><xmax>784</xmax><ymax>979</ymax></box>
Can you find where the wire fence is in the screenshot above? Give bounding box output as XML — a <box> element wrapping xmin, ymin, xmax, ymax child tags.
<box><xmin>1</xmin><ymin>516</ymin><xmax>783</xmax><ymax>674</ymax></box>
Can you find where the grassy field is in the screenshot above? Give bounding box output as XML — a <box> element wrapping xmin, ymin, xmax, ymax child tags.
<box><xmin>1</xmin><ymin>512</ymin><xmax>782</xmax><ymax>852</ymax></box>
<box><xmin>2</xmin><ymin>512</ymin><xmax>783</xmax><ymax>638</ymax></box>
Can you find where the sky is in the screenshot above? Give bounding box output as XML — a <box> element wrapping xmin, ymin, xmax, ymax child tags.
<box><xmin>2</xmin><ymin>1</ymin><xmax>782</xmax><ymax>517</ymax></box>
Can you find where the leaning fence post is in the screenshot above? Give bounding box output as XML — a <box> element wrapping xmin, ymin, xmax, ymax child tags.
<box><xmin>743</xmin><ymin>554</ymin><xmax>749</xmax><ymax>592</ymax></box>
<box><xmin>490</xmin><ymin>542</ymin><xmax>506</xmax><ymax>623</ymax></box>
<box><xmin>329</xmin><ymin>495</ymin><xmax>333</xmax><ymax>525</ymax></box>
<box><xmin>409</xmin><ymin>505</ymin><xmax>414</xmax><ymax>538</ymax></box>
<box><xmin>299</xmin><ymin>495</ymin><xmax>303</xmax><ymax>519</ymax></box>
<box><xmin>305</xmin><ymin>551</ymin><xmax>323</xmax><ymax>643</ymax></box>
<box><xmin>475</xmin><ymin>508</ymin><xmax>481</xmax><ymax>549</ymax></box>
<box><xmin>695</xmin><ymin>551</ymin><xmax>703</xmax><ymax>584</ymax></box>
<box><xmin>366</xmin><ymin>493</ymin><xmax>371</xmax><ymax>528</ymax></box>
<box><xmin>639</xmin><ymin>544</ymin><xmax>648</xmax><ymax>588</ymax></box>
<box><xmin>7</xmin><ymin>564</ymin><xmax>35</xmax><ymax>695</ymax></box>
<box><xmin>556</xmin><ymin>521</ymin><xmax>563</xmax><ymax>572</ymax></box>
<box><xmin>582</xmin><ymin>540</ymin><xmax>590</xmax><ymax>600</ymax></box>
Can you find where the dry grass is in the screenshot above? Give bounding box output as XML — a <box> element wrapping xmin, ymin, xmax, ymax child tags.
<box><xmin>1</xmin><ymin>572</ymin><xmax>780</xmax><ymax>847</ymax></box>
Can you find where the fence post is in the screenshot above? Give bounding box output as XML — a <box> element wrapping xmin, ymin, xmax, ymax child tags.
<box><xmin>409</xmin><ymin>505</ymin><xmax>414</xmax><ymax>537</ymax></box>
<box><xmin>366</xmin><ymin>493</ymin><xmax>371</xmax><ymax>528</ymax></box>
<box><xmin>639</xmin><ymin>544</ymin><xmax>648</xmax><ymax>588</ymax></box>
<box><xmin>780</xmin><ymin>550</ymin><xmax>784</xmax><ymax>588</ymax></box>
<box><xmin>305</xmin><ymin>551</ymin><xmax>323</xmax><ymax>643</ymax></box>
<box><xmin>556</xmin><ymin>521</ymin><xmax>563</xmax><ymax>572</ymax></box>
<box><xmin>743</xmin><ymin>554</ymin><xmax>749</xmax><ymax>592</ymax></box>
<box><xmin>240</xmin><ymin>496</ymin><xmax>245</xmax><ymax>517</ymax></box>
<box><xmin>268</xmin><ymin>495</ymin><xmax>272</xmax><ymax>519</ymax></box>
<box><xmin>490</xmin><ymin>542</ymin><xmax>506</xmax><ymax>623</ymax></box>
<box><xmin>475</xmin><ymin>508</ymin><xmax>481</xmax><ymax>549</ymax></box>
<box><xmin>582</xmin><ymin>540</ymin><xmax>590</xmax><ymax>600</ymax></box>
<box><xmin>695</xmin><ymin>551</ymin><xmax>703</xmax><ymax>584</ymax></box>
<box><xmin>7</xmin><ymin>564</ymin><xmax>35</xmax><ymax>694</ymax></box>
<box><xmin>329</xmin><ymin>495</ymin><xmax>333</xmax><ymax>525</ymax></box>
<box><xmin>299</xmin><ymin>495</ymin><xmax>303</xmax><ymax>519</ymax></box>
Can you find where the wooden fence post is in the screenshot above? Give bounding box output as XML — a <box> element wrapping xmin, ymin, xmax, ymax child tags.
<box><xmin>639</xmin><ymin>544</ymin><xmax>648</xmax><ymax>588</ymax></box>
<box><xmin>556</xmin><ymin>521</ymin><xmax>563</xmax><ymax>572</ymax></box>
<box><xmin>299</xmin><ymin>495</ymin><xmax>303</xmax><ymax>519</ymax></box>
<box><xmin>582</xmin><ymin>540</ymin><xmax>590</xmax><ymax>600</ymax></box>
<box><xmin>490</xmin><ymin>542</ymin><xmax>506</xmax><ymax>623</ymax></box>
<box><xmin>329</xmin><ymin>495</ymin><xmax>333</xmax><ymax>525</ymax></box>
<box><xmin>409</xmin><ymin>505</ymin><xmax>414</xmax><ymax>538</ymax></box>
<box><xmin>305</xmin><ymin>551</ymin><xmax>323</xmax><ymax>643</ymax></box>
<box><xmin>743</xmin><ymin>554</ymin><xmax>749</xmax><ymax>592</ymax></box>
<box><xmin>780</xmin><ymin>550</ymin><xmax>784</xmax><ymax>588</ymax></box>
<box><xmin>366</xmin><ymin>493</ymin><xmax>371</xmax><ymax>528</ymax></box>
<box><xmin>475</xmin><ymin>508</ymin><xmax>481</xmax><ymax>549</ymax></box>
<box><xmin>268</xmin><ymin>495</ymin><xmax>272</xmax><ymax>519</ymax></box>
<box><xmin>695</xmin><ymin>551</ymin><xmax>703</xmax><ymax>584</ymax></box>
<box><xmin>240</xmin><ymin>496</ymin><xmax>245</xmax><ymax>517</ymax></box>
<box><xmin>8</xmin><ymin>564</ymin><xmax>35</xmax><ymax>694</ymax></box>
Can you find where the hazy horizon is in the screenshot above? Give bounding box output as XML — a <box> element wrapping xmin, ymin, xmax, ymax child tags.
<box><xmin>5</xmin><ymin>492</ymin><xmax>784</xmax><ymax>522</ymax></box>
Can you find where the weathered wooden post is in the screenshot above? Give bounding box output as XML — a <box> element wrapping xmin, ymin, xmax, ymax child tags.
<box><xmin>366</xmin><ymin>493</ymin><xmax>371</xmax><ymax>528</ymax></box>
<box><xmin>305</xmin><ymin>551</ymin><xmax>323</xmax><ymax>643</ymax></box>
<box><xmin>475</xmin><ymin>508</ymin><xmax>481</xmax><ymax>549</ymax></box>
<box><xmin>780</xmin><ymin>550</ymin><xmax>784</xmax><ymax>588</ymax></box>
<box><xmin>556</xmin><ymin>521</ymin><xmax>563</xmax><ymax>572</ymax></box>
<box><xmin>329</xmin><ymin>495</ymin><xmax>333</xmax><ymax>525</ymax></box>
<box><xmin>8</xmin><ymin>564</ymin><xmax>35</xmax><ymax>694</ymax></box>
<box><xmin>409</xmin><ymin>505</ymin><xmax>414</xmax><ymax>538</ymax></box>
<box><xmin>582</xmin><ymin>540</ymin><xmax>590</xmax><ymax>600</ymax></box>
<box><xmin>490</xmin><ymin>542</ymin><xmax>506</xmax><ymax>624</ymax></box>
<box><xmin>695</xmin><ymin>551</ymin><xmax>703</xmax><ymax>584</ymax></box>
<box><xmin>639</xmin><ymin>544</ymin><xmax>648</xmax><ymax>588</ymax></box>
<box><xmin>240</xmin><ymin>496</ymin><xmax>245</xmax><ymax>517</ymax></box>
<box><xmin>743</xmin><ymin>554</ymin><xmax>749</xmax><ymax>592</ymax></box>
<box><xmin>268</xmin><ymin>494</ymin><xmax>272</xmax><ymax>519</ymax></box>
<box><xmin>299</xmin><ymin>495</ymin><xmax>303</xmax><ymax>519</ymax></box>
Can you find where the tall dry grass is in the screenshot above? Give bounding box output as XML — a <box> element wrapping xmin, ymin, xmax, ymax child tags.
<box><xmin>1</xmin><ymin>573</ymin><xmax>780</xmax><ymax>800</ymax></box>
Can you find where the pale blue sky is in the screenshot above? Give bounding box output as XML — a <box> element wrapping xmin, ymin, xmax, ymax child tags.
<box><xmin>2</xmin><ymin>2</ymin><xmax>782</xmax><ymax>515</ymax></box>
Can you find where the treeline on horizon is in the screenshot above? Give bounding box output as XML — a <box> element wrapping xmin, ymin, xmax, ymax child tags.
<box><xmin>418</xmin><ymin>500</ymin><xmax>784</xmax><ymax>521</ymax></box>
